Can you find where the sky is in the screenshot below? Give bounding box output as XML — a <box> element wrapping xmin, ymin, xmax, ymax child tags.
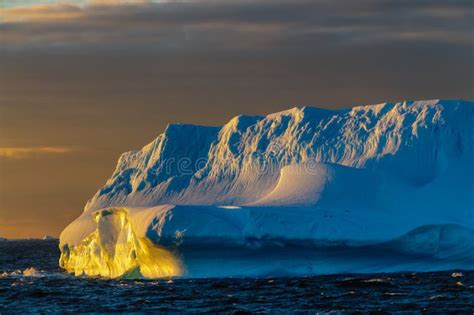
<box><xmin>0</xmin><ymin>0</ymin><xmax>473</xmax><ymax>238</ymax></box>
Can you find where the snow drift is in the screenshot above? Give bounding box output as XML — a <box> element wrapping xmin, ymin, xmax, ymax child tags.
<box><xmin>60</xmin><ymin>99</ymin><xmax>474</xmax><ymax>278</ymax></box>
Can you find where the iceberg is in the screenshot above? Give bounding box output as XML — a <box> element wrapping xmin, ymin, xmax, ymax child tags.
<box><xmin>60</xmin><ymin>100</ymin><xmax>474</xmax><ymax>278</ymax></box>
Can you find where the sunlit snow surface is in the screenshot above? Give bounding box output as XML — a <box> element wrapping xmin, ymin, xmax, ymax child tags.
<box><xmin>60</xmin><ymin>100</ymin><xmax>474</xmax><ymax>278</ymax></box>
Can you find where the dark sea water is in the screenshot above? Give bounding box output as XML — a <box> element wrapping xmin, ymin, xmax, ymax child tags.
<box><xmin>0</xmin><ymin>240</ymin><xmax>473</xmax><ymax>313</ymax></box>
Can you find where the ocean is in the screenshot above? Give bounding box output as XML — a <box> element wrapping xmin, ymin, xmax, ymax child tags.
<box><xmin>0</xmin><ymin>239</ymin><xmax>472</xmax><ymax>313</ymax></box>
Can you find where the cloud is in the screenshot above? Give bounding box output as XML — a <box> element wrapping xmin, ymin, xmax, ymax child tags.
<box><xmin>0</xmin><ymin>147</ymin><xmax>76</xmax><ymax>159</ymax></box>
<box><xmin>0</xmin><ymin>0</ymin><xmax>472</xmax><ymax>106</ymax></box>
<box><xmin>0</xmin><ymin>3</ymin><xmax>83</xmax><ymax>22</ymax></box>
<box><xmin>0</xmin><ymin>0</ymin><xmax>472</xmax><ymax>54</ymax></box>
<box><xmin>87</xmin><ymin>0</ymin><xmax>152</xmax><ymax>4</ymax></box>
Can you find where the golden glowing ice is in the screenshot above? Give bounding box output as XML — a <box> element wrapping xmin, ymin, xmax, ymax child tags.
<box><xmin>59</xmin><ymin>209</ymin><xmax>182</xmax><ymax>279</ymax></box>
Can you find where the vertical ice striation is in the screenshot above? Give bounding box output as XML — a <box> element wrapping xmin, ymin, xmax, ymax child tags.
<box><xmin>60</xmin><ymin>208</ymin><xmax>182</xmax><ymax>278</ymax></box>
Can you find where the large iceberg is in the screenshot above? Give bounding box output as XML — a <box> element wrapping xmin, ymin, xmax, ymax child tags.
<box><xmin>60</xmin><ymin>100</ymin><xmax>474</xmax><ymax>278</ymax></box>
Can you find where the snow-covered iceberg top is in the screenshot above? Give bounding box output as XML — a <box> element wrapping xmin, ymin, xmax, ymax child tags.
<box><xmin>60</xmin><ymin>99</ymin><xmax>474</xmax><ymax>278</ymax></box>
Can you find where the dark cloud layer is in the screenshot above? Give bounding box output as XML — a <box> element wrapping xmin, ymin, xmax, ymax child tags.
<box><xmin>2</xmin><ymin>0</ymin><xmax>473</xmax><ymax>53</ymax></box>
<box><xmin>0</xmin><ymin>0</ymin><xmax>472</xmax><ymax>238</ymax></box>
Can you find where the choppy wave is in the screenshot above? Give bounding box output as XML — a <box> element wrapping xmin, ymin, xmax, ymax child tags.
<box><xmin>0</xmin><ymin>267</ymin><xmax>44</xmax><ymax>278</ymax></box>
<box><xmin>2</xmin><ymin>240</ymin><xmax>474</xmax><ymax>313</ymax></box>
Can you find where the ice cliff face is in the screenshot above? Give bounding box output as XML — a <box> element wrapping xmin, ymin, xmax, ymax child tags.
<box><xmin>85</xmin><ymin>99</ymin><xmax>472</xmax><ymax>211</ymax></box>
<box><xmin>60</xmin><ymin>99</ymin><xmax>474</xmax><ymax>278</ymax></box>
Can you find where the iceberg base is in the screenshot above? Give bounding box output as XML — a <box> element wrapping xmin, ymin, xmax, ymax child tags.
<box><xmin>59</xmin><ymin>209</ymin><xmax>182</xmax><ymax>279</ymax></box>
<box><xmin>59</xmin><ymin>207</ymin><xmax>474</xmax><ymax>279</ymax></box>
